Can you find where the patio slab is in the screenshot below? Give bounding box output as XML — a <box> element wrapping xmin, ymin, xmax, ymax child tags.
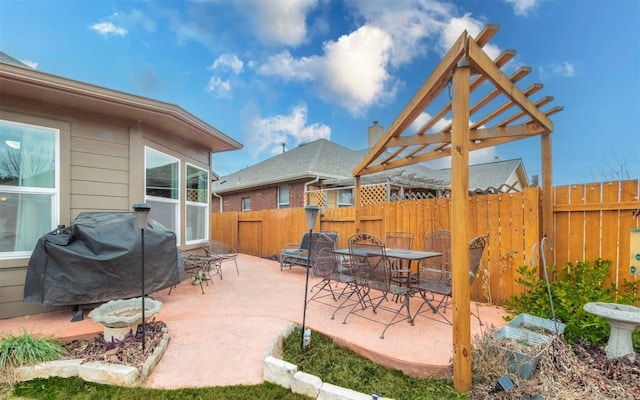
<box><xmin>0</xmin><ymin>254</ymin><xmax>508</xmax><ymax>389</ymax></box>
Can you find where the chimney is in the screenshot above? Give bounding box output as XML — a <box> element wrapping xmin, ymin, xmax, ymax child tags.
<box><xmin>368</xmin><ymin>120</ymin><xmax>384</xmax><ymax>148</ymax></box>
<box><xmin>531</xmin><ymin>175</ymin><xmax>539</xmax><ymax>187</ymax></box>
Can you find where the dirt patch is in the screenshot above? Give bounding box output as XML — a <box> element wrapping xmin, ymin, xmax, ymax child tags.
<box><xmin>62</xmin><ymin>320</ymin><xmax>166</xmax><ymax>372</ymax></box>
<box><xmin>469</xmin><ymin>332</ymin><xmax>640</xmax><ymax>400</ymax></box>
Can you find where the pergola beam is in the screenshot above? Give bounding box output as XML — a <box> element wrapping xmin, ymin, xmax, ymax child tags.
<box><xmin>353</xmin><ymin>31</ymin><xmax>467</xmax><ymax>177</ymax></box>
<box><xmin>466</xmin><ymin>37</ymin><xmax>553</xmax><ymax>132</ymax></box>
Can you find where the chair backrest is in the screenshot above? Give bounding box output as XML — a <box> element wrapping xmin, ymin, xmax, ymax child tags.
<box><xmin>298</xmin><ymin>231</ymin><xmax>337</xmax><ymax>252</ymax></box>
<box><xmin>385</xmin><ymin>231</ymin><xmax>413</xmax><ymax>250</ymax></box>
<box><xmin>298</xmin><ymin>232</ymin><xmax>312</xmax><ymax>251</ymax></box>
<box><xmin>468</xmin><ymin>235</ymin><xmax>486</xmax><ymax>285</ymax></box>
<box><xmin>348</xmin><ymin>233</ymin><xmax>387</xmax><ymax>284</ymax></box>
<box><xmin>421</xmin><ymin>230</ymin><xmax>451</xmax><ymax>282</ymax></box>
<box><xmin>310</xmin><ymin>233</ymin><xmax>339</xmax><ymax>278</ymax></box>
<box><xmin>201</xmin><ymin>240</ymin><xmax>236</xmax><ymax>258</ymax></box>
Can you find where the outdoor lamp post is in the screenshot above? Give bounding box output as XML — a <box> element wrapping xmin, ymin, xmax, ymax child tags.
<box><xmin>133</xmin><ymin>203</ymin><xmax>151</xmax><ymax>351</ymax></box>
<box><xmin>301</xmin><ymin>205</ymin><xmax>320</xmax><ymax>349</ymax></box>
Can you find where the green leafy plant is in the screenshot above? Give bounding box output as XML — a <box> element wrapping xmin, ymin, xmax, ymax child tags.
<box><xmin>0</xmin><ymin>330</ymin><xmax>66</xmax><ymax>369</ymax></box>
<box><xmin>504</xmin><ymin>258</ymin><xmax>640</xmax><ymax>348</ymax></box>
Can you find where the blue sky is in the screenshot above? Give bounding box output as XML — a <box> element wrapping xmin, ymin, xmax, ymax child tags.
<box><xmin>1</xmin><ymin>0</ymin><xmax>638</xmax><ymax>186</ymax></box>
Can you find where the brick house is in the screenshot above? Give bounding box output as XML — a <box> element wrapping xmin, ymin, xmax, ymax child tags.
<box><xmin>212</xmin><ymin>122</ymin><xmax>530</xmax><ymax>212</ymax></box>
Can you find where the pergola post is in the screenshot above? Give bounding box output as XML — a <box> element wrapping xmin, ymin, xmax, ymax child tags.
<box><xmin>451</xmin><ymin>61</ymin><xmax>472</xmax><ymax>392</ymax></box>
<box><xmin>354</xmin><ymin>176</ymin><xmax>361</xmax><ymax>232</ymax></box>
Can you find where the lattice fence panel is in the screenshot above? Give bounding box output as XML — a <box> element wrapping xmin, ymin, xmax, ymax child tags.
<box><xmin>307</xmin><ymin>190</ymin><xmax>326</xmax><ymax>207</ymax></box>
<box><xmin>360</xmin><ymin>183</ymin><xmax>387</xmax><ymax>205</ymax></box>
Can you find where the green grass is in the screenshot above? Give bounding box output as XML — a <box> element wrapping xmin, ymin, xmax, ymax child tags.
<box><xmin>9</xmin><ymin>377</ymin><xmax>307</xmax><ymax>399</ymax></box>
<box><xmin>4</xmin><ymin>327</ymin><xmax>465</xmax><ymax>399</ymax></box>
<box><xmin>281</xmin><ymin>327</ymin><xmax>465</xmax><ymax>400</ymax></box>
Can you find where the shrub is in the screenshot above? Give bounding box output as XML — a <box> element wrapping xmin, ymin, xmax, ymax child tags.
<box><xmin>504</xmin><ymin>258</ymin><xmax>640</xmax><ymax>348</ymax></box>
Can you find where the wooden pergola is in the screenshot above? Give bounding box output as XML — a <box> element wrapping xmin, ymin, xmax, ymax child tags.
<box><xmin>352</xmin><ymin>25</ymin><xmax>563</xmax><ymax>393</ymax></box>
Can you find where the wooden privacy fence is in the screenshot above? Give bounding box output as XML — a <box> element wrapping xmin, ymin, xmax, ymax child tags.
<box><xmin>211</xmin><ymin>180</ymin><xmax>640</xmax><ymax>306</ymax></box>
<box><xmin>553</xmin><ymin>180</ymin><xmax>640</xmax><ymax>290</ymax></box>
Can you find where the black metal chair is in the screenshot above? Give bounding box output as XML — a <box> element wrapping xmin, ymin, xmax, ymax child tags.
<box><xmin>342</xmin><ymin>233</ymin><xmax>415</xmax><ymax>339</ymax></box>
<box><xmin>201</xmin><ymin>240</ymin><xmax>239</xmax><ymax>277</ymax></box>
<box><xmin>412</xmin><ymin>235</ymin><xmax>486</xmax><ymax>325</ymax></box>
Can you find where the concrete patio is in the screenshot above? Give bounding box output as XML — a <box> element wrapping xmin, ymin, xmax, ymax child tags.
<box><xmin>0</xmin><ymin>253</ymin><xmax>508</xmax><ymax>389</ymax></box>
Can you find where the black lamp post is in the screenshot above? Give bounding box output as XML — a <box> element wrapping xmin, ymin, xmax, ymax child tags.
<box><xmin>133</xmin><ymin>203</ymin><xmax>151</xmax><ymax>351</ymax></box>
<box><xmin>301</xmin><ymin>205</ymin><xmax>319</xmax><ymax>349</ymax></box>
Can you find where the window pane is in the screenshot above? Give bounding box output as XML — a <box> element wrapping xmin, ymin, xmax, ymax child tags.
<box><xmin>186</xmin><ymin>204</ymin><xmax>206</xmax><ymax>241</ymax></box>
<box><xmin>338</xmin><ymin>189</ymin><xmax>353</xmax><ymax>205</ymax></box>
<box><xmin>0</xmin><ymin>121</ymin><xmax>55</xmax><ymax>188</ymax></box>
<box><xmin>242</xmin><ymin>197</ymin><xmax>250</xmax><ymax>211</ymax></box>
<box><xmin>146</xmin><ymin>149</ymin><xmax>178</xmax><ymax>199</ymax></box>
<box><xmin>186</xmin><ymin>165</ymin><xmax>208</xmax><ymax>203</ymax></box>
<box><xmin>0</xmin><ymin>192</ymin><xmax>52</xmax><ymax>252</ymax></box>
<box><xmin>278</xmin><ymin>185</ymin><xmax>289</xmax><ymax>207</ymax></box>
<box><xmin>146</xmin><ymin>200</ymin><xmax>177</xmax><ymax>233</ymax></box>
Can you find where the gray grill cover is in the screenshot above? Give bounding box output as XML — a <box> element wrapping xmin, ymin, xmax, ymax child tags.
<box><xmin>24</xmin><ymin>212</ymin><xmax>184</xmax><ymax>306</ymax></box>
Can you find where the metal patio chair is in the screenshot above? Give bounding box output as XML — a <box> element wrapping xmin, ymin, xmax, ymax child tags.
<box><xmin>201</xmin><ymin>240</ymin><xmax>239</xmax><ymax>278</ymax></box>
<box><xmin>412</xmin><ymin>235</ymin><xmax>486</xmax><ymax>325</ymax></box>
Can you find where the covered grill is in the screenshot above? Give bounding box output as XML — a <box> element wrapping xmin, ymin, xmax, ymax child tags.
<box><xmin>24</xmin><ymin>212</ymin><xmax>184</xmax><ymax>306</ymax></box>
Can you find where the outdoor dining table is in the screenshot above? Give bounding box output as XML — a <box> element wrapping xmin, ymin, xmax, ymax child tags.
<box><xmin>330</xmin><ymin>247</ymin><xmax>443</xmax><ymax>338</ymax></box>
<box><xmin>333</xmin><ymin>247</ymin><xmax>442</xmax><ymax>271</ymax></box>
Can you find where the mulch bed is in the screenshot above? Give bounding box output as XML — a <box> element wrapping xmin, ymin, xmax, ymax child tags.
<box><xmin>469</xmin><ymin>329</ymin><xmax>640</xmax><ymax>400</ymax></box>
<box><xmin>62</xmin><ymin>320</ymin><xmax>166</xmax><ymax>372</ymax></box>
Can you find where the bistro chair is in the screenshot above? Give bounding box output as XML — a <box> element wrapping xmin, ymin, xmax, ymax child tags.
<box><xmin>308</xmin><ymin>233</ymin><xmax>343</xmax><ymax>305</ymax></box>
<box><xmin>412</xmin><ymin>235</ymin><xmax>486</xmax><ymax>325</ymax></box>
<box><xmin>385</xmin><ymin>231</ymin><xmax>415</xmax><ymax>293</ymax></box>
<box><xmin>342</xmin><ymin>233</ymin><xmax>415</xmax><ymax>339</ymax></box>
<box><xmin>201</xmin><ymin>239</ymin><xmax>239</xmax><ymax>277</ymax></box>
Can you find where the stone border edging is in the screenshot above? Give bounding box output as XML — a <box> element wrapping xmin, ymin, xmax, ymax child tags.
<box><xmin>263</xmin><ymin>323</ymin><xmax>394</xmax><ymax>400</ymax></box>
<box><xmin>14</xmin><ymin>327</ymin><xmax>170</xmax><ymax>387</ymax></box>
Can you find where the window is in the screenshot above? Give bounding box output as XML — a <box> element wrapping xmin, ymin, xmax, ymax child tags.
<box><xmin>241</xmin><ymin>197</ymin><xmax>250</xmax><ymax>211</ymax></box>
<box><xmin>338</xmin><ymin>188</ymin><xmax>353</xmax><ymax>207</ymax></box>
<box><xmin>185</xmin><ymin>164</ymin><xmax>209</xmax><ymax>244</ymax></box>
<box><xmin>0</xmin><ymin>120</ymin><xmax>59</xmax><ymax>257</ymax></box>
<box><xmin>278</xmin><ymin>184</ymin><xmax>290</xmax><ymax>208</ymax></box>
<box><xmin>145</xmin><ymin>148</ymin><xmax>179</xmax><ymax>241</ymax></box>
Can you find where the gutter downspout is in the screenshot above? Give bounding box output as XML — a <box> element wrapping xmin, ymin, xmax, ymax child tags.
<box><xmin>304</xmin><ymin>175</ymin><xmax>321</xmax><ymax>229</ymax></box>
<box><xmin>303</xmin><ymin>175</ymin><xmax>320</xmax><ymax>206</ymax></box>
<box><xmin>212</xmin><ymin>190</ymin><xmax>223</xmax><ymax>212</ymax></box>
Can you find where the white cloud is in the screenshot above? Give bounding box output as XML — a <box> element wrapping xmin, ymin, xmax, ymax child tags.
<box><xmin>540</xmin><ymin>62</ymin><xmax>576</xmax><ymax>80</ymax></box>
<box><xmin>254</xmin><ymin>2</ymin><xmax>507</xmax><ymax>115</ymax></box>
<box><xmin>257</xmin><ymin>51</ymin><xmax>317</xmax><ymax>81</ymax></box>
<box><xmin>209</xmin><ymin>54</ymin><xmax>244</xmax><ymax>74</ymax></box>
<box><xmin>349</xmin><ymin>1</ymin><xmax>451</xmax><ymax>67</ymax></box>
<box><xmin>237</xmin><ymin>0</ymin><xmax>318</xmax><ymax>47</ymax></box>
<box><xmin>410</xmin><ymin>112</ymin><xmax>451</xmax><ymax>133</ymax></box>
<box><xmin>258</xmin><ymin>25</ymin><xmax>394</xmax><ymax>116</ymax></box>
<box><xmin>90</xmin><ymin>22</ymin><xmax>128</xmax><ymax>37</ymax></box>
<box><xmin>20</xmin><ymin>60</ymin><xmax>38</xmax><ymax>69</ymax></box>
<box><xmin>206</xmin><ymin>76</ymin><xmax>232</xmax><ymax>97</ymax></box>
<box><xmin>248</xmin><ymin>104</ymin><xmax>331</xmax><ymax>157</ymax></box>
<box><xmin>319</xmin><ymin>26</ymin><xmax>395</xmax><ymax>115</ymax></box>
<box><xmin>503</xmin><ymin>0</ymin><xmax>541</xmax><ymax>17</ymax></box>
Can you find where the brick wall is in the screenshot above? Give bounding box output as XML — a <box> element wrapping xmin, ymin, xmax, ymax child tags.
<box><xmin>212</xmin><ymin>180</ymin><xmax>308</xmax><ymax>212</ymax></box>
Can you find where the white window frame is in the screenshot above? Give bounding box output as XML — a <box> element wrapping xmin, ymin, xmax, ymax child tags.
<box><xmin>0</xmin><ymin>119</ymin><xmax>60</xmax><ymax>259</ymax></box>
<box><xmin>277</xmin><ymin>184</ymin><xmax>290</xmax><ymax>209</ymax></box>
<box><xmin>185</xmin><ymin>162</ymin><xmax>209</xmax><ymax>245</ymax></box>
<box><xmin>241</xmin><ymin>197</ymin><xmax>250</xmax><ymax>211</ymax></box>
<box><xmin>144</xmin><ymin>147</ymin><xmax>180</xmax><ymax>244</ymax></box>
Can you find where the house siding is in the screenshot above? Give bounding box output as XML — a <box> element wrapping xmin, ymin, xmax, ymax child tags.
<box><xmin>0</xmin><ymin>98</ymin><xmax>212</xmax><ymax>319</ymax></box>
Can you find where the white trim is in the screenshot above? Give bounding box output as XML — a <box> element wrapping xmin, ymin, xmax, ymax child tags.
<box><xmin>185</xmin><ymin>162</ymin><xmax>209</xmax><ymax>245</ymax></box>
<box><xmin>144</xmin><ymin>146</ymin><xmax>181</xmax><ymax>244</ymax></box>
